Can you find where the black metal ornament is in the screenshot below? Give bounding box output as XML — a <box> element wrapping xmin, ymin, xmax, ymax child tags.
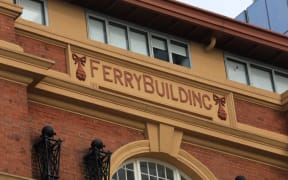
<box><xmin>84</xmin><ymin>139</ymin><xmax>112</xmax><ymax>180</ymax></box>
<box><xmin>235</xmin><ymin>176</ymin><xmax>246</xmax><ymax>180</ymax></box>
<box><xmin>34</xmin><ymin>126</ymin><xmax>62</xmax><ymax>180</ymax></box>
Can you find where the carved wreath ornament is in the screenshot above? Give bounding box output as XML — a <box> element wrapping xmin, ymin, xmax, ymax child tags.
<box><xmin>72</xmin><ymin>53</ymin><xmax>87</xmax><ymax>81</ymax></box>
<box><xmin>213</xmin><ymin>94</ymin><xmax>227</xmax><ymax>120</ymax></box>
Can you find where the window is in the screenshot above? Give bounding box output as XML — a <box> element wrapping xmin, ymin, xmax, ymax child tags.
<box><xmin>87</xmin><ymin>12</ymin><xmax>191</xmax><ymax>68</ymax></box>
<box><xmin>152</xmin><ymin>36</ymin><xmax>169</xmax><ymax>62</ymax></box>
<box><xmin>250</xmin><ymin>66</ymin><xmax>273</xmax><ymax>91</ymax></box>
<box><xmin>275</xmin><ymin>73</ymin><xmax>288</xmax><ymax>93</ymax></box>
<box><xmin>225</xmin><ymin>54</ymin><xmax>288</xmax><ymax>93</ymax></box>
<box><xmin>112</xmin><ymin>159</ymin><xmax>190</xmax><ymax>180</ymax></box>
<box><xmin>171</xmin><ymin>41</ymin><xmax>190</xmax><ymax>67</ymax></box>
<box><xmin>109</xmin><ymin>23</ymin><xmax>128</xmax><ymax>49</ymax></box>
<box><xmin>88</xmin><ymin>17</ymin><xmax>106</xmax><ymax>43</ymax></box>
<box><xmin>225</xmin><ymin>59</ymin><xmax>248</xmax><ymax>84</ymax></box>
<box><xmin>14</xmin><ymin>0</ymin><xmax>47</xmax><ymax>25</ymax></box>
<box><xmin>130</xmin><ymin>29</ymin><xmax>149</xmax><ymax>56</ymax></box>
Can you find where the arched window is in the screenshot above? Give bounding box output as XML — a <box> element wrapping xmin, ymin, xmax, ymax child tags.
<box><xmin>112</xmin><ymin>159</ymin><xmax>190</xmax><ymax>180</ymax></box>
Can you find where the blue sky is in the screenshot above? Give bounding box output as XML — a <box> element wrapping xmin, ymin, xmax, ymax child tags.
<box><xmin>177</xmin><ymin>0</ymin><xmax>253</xmax><ymax>18</ymax></box>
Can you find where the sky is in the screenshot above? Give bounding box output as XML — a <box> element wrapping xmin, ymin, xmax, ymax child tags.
<box><xmin>177</xmin><ymin>0</ymin><xmax>253</xmax><ymax>18</ymax></box>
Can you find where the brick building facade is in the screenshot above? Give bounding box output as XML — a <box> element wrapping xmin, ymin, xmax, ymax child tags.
<box><xmin>0</xmin><ymin>0</ymin><xmax>288</xmax><ymax>180</ymax></box>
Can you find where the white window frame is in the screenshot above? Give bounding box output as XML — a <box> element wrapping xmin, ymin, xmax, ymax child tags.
<box><xmin>86</xmin><ymin>10</ymin><xmax>192</xmax><ymax>68</ymax></box>
<box><xmin>112</xmin><ymin>158</ymin><xmax>191</xmax><ymax>180</ymax></box>
<box><xmin>224</xmin><ymin>53</ymin><xmax>288</xmax><ymax>93</ymax></box>
<box><xmin>14</xmin><ymin>0</ymin><xmax>48</xmax><ymax>25</ymax></box>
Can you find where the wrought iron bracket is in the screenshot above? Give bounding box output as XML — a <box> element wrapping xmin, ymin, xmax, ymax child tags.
<box><xmin>84</xmin><ymin>139</ymin><xmax>112</xmax><ymax>180</ymax></box>
<box><xmin>235</xmin><ymin>176</ymin><xmax>246</xmax><ymax>180</ymax></box>
<box><xmin>34</xmin><ymin>126</ymin><xmax>62</xmax><ymax>180</ymax></box>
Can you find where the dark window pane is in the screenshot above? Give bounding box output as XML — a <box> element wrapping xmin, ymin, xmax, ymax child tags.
<box><xmin>171</xmin><ymin>41</ymin><xmax>190</xmax><ymax>67</ymax></box>
<box><xmin>152</xmin><ymin>36</ymin><xmax>169</xmax><ymax>62</ymax></box>
<box><xmin>127</xmin><ymin>170</ymin><xmax>135</xmax><ymax>180</ymax></box>
<box><xmin>172</xmin><ymin>54</ymin><xmax>190</xmax><ymax>67</ymax></box>
<box><xmin>153</xmin><ymin>48</ymin><xmax>169</xmax><ymax>61</ymax></box>
<box><xmin>141</xmin><ymin>174</ymin><xmax>149</xmax><ymax>180</ymax></box>
<box><xmin>126</xmin><ymin>163</ymin><xmax>134</xmax><ymax>170</ymax></box>
<box><xmin>157</xmin><ymin>164</ymin><xmax>165</xmax><ymax>178</ymax></box>
<box><xmin>166</xmin><ymin>168</ymin><xmax>174</xmax><ymax>180</ymax></box>
<box><xmin>150</xmin><ymin>176</ymin><xmax>157</xmax><ymax>180</ymax></box>
<box><xmin>140</xmin><ymin>162</ymin><xmax>148</xmax><ymax>174</ymax></box>
<box><xmin>118</xmin><ymin>168</ymin><xmax>126</xmax><ymax>180</ymax></box>
<box><xmin>148</xmin><ymin>162</ymin><xmax>156</xmax><ymax>176</ymax></box>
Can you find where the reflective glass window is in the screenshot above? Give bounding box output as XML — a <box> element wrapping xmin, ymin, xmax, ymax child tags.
<box><xmin>130</xmin><ymin>29</ymin><xmax>149</xmax><ymax>55</ymax></box>
<box><xmin>266</xmin><ymin>0</ymin><xmax>288</xmax><ymax>34</ymax></box>
<box><xmin>225</xmin><ymin>54</ymin><xmax>288</xmax><ymax>94</ymax></box>
<box><xmin>226</xmin><ymin>59</ymin><xmax>248</xmax><ymax>84</ymax></box>
<box><xmin>109</xmin><ymin>23</ymin><xmax>128</xmax><ymax>49</ymax></box>
<box><xmin>112</xmin><ymin>159</ymin><xmax>190</xmax><ymax>180</ymax></box>
<box><xmin>16</xmin><ymin>0</ymin><xmax>46</xmax><ymax>25</ymax></box>
<box><xmin>171</xmin><ymin>41</ymin><xmax>190</xmax><ymax>67</ymax></box>
<box><xmin>152</xmin><ymin>36</ymin><xmax>169</xmax><ymax>62</ymax></box>
<box><xmin>250</xmin><ymin>66</ymin><xmax>274</xmax><ymax>91</ymax></box>
<box><xmin>275</xmin><ymin>72</ymin><xmax>288</xmax><ymax>93</ymax></box>
<box><xmin>87</xmin><ymin>12</ymin><xmax>191</xmax><ymax>68</ymax></box>
<box><xmin>88</xmin><ymin>17</ymin><xmax>106</xmax><ymax>43</ymax></box>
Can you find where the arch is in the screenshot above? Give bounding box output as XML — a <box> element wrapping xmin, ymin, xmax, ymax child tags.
<box><xmin>111</xmin><ymin>140</ymin><xmax>217</xmax><ymax>180</ymax></box>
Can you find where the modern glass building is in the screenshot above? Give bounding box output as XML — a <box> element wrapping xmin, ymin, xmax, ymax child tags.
<box><xmin>236</xmin><ymin>0</ymin><xmax>288</xmax><ymax>35</ymax></box>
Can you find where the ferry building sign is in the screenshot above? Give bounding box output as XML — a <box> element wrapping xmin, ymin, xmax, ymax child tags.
<box><xmin>71</xmin><ymin>53</ymin><xmax>229</xmax><ymax>122</ymax></box>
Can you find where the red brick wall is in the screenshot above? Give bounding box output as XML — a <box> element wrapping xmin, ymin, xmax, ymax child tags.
<box><xmin>28</xmin><ymin>102</ymin><xmax>145</xmax><ymax>179</ymax></box>
<box><xmin>0</xmin><ymin>79</ymin><xmax>145</xmax><ymax>179</ymax></box>
<box><xmin>16</xmin><ymin>35</ymin><xmax>67</xmax><ymax>73</ymax></box>
<box><xmin>0</xmin><ymin>79</ymin><xmax>31</xmax><ymax>177</ymax></box>
<box><xmin>0</xmin><ymin>14</ymin><xmax>16</xmax><ymax>43</ymax></box>
<box><xmin>235</xmin><ymin>99</ymin><xmax>288</xmax><ymax>135</ymax></box>
<box><xmin>181</xmin><ymin>143</ymin><xmax>288</xmax><ymax>180</ymax></box>
<box><xmin>0</xmin><ymin>12</ymin><xmax>67</xmax><ymax>73</ymax></box>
